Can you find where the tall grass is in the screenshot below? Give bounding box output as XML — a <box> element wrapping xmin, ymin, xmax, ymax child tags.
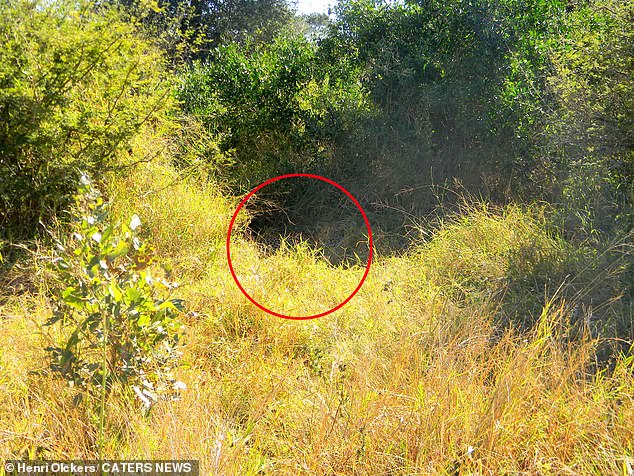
<box><xmin>0</xmin><ymin>161</ymin><xmax>632</xmax><ymax>474</ymax></box>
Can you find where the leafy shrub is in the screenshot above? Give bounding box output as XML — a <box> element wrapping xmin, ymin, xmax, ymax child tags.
<box><xmin>0</xmin><ymin>0</ymin><xmax>174</xmax><ymax>238</ymax></box>
<box><xmin>46</xmin><ymin>174</ymin><xmax>185</xmax><ymax>399</ymax></box>
<box><xmin>544</xmin><ymin>0</ymin><xmax>634</xmax><ymax>239</ymax></box>
<box><xmin>177</xmin><ymin>34</ymin><xmax>371</xmax><ymax>188</ymax></box>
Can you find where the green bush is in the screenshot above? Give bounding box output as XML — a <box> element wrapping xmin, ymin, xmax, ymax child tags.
<box><xmin>46</xmin><ymin>174</ymin><xmax>185</xmax><ymax>397</ymax></box>
<box><xmin>545</xmin><ymin>0</ymin><xmax>634</xmax><ymax>239</ymax></box>
<box><xmin>0</xmin><ymin>0</ymin><xmax>174</xmax><ymax>239</ymax></box>
<box><xmin>177</xmin><ymin>34</ymin><xmax>372</xmax><ymax>189</ymax></box>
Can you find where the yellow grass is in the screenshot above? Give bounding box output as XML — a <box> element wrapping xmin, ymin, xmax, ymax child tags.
<box><xmin>0</xmin><ymin>161</ymin><xmax>632</xmax><ymax>475</ymax></box>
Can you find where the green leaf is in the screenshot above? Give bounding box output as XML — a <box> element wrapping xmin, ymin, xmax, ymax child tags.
<box><xmin>108</xmin><ymin>282</ymin><xmax>123</xmax><ymax>301</ymax></box>
<box><xmin>108</xmin><ymin>240</ymin><xmax>130</xmax><ymax>260</ymax></box>
<box><xmin>101</xmin><ymin>225</ymin><xmax>115</xmax><ymax>244</ymax></box>
<box><xmin>157</xmin><ymin>300</ymin><xmax>177</xmax><ymax>311</ymax></box>
<box><xmin>137</xmin><ymin>313</ymin><xmax>150</xmax><ymax>327</ymax></box>
<box><xmin>126</xmin><ymin>286</ymin><xmax>142</xmax><ymax>304</ymax></box>
<box><xmin>62</xmin><ymin>286</ymin><xmax>85</xmax><ymax>310</ymax></box>
<box><xmin>169</xmin><ymin>299</ymin><xmax>186</xmax><ymax>312</ymax></box>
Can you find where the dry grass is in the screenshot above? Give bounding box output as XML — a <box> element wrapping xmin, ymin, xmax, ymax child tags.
<box><xmin>1</xmin><ymin>162</ymin><xmax>632</xmax><ymax>475</ymax></box>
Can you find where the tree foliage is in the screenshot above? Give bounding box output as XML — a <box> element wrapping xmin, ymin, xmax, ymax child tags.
<box><xmin>143</xmin><ymin>0</ymin><xmax>294</xmax><ymax>59</ymax></box>
<box><xmin>2</xmin><ymin>0</ymin><xmax>632</xmax><ymax>247</ymax></box>
<box><xmin>545</xmin><ymin>0</ymin><xmax>633</xmax><ymax>235</ymax></box>
<box><xmin>174</xmin><ymin>0</ymin><xmax>632</xmax><ymax>243</ymax></box>
<box><xmin>0</xmin><ymin>0</ymin><xmax>173</xmax><ymax>238</ymax></box>
<box><xmin>177</xmin><ymin>34</ymin><xmax>372</xmax><ymax>187</ymax></box>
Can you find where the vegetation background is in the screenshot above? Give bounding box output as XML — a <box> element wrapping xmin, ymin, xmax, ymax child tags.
<box><xmin>0</xmin><ymin>0</ymin><xmax>632</xmax><ymax>474</ymax></box>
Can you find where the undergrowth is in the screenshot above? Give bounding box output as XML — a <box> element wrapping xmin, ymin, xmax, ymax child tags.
<box><xmin>0</xmin><ymin>160</ymin><xmax>632</xmax><ymax>474</ymax></box>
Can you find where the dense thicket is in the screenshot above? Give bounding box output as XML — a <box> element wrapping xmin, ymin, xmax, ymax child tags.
<box><xmin>176</xmin><ymin>0</ymin><xmax>632</xmax><ymax>247</ymax></box>
<box><xmin>113</xmin><ymin>0</ymin><xmax>294</xmax><ymax>60</ymax></box>
<box><xmin>1</xmin><ymin>0</ymin><xmax>632</xmax><ymax>254</ymax></box>
<box><xmin>0</xmin><ymin>0</ymin><xmax>173</xmax><ymax>239</ymax></box>
<box><xmin>540</xmin><ymin>0</ymin><xmax>633</xmax><ymax>238</ymax></box>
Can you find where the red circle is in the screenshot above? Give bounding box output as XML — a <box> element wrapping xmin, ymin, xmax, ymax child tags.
<box><xmin>226</xmin><ymin>173</ymin><xmax>373</xmax><ymax>320</ymax></box>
